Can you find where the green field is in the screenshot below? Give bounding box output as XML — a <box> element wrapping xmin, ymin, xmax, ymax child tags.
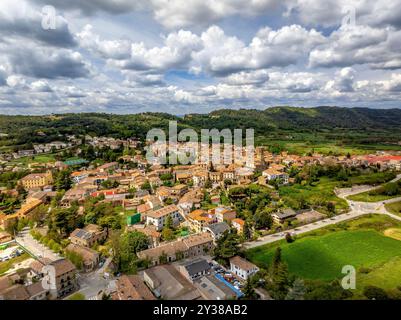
<box><xmin>279</xmin><ymin>172</ymin><xmax>396</xmax><ymax>214</ymax></box>
<box><xmin>246</xmin><ymin>215</ymin><xmax>401</xmax><ymax>287</ymax></box>
<box><xmin>247</xmin><ymin>229</ymin><xmax>401</xmax><ymax>281</ymax></box>
<box><xmin>385</xmin><ymin>201</ymin><xmax>401</xmax><ymax>217</ymax></box>
<box><xmin>347</xmin><ymin>192</ymin><xmax>395</xmax><ymax>202</ymax></box>
<box><xmin>10</xmin><ymin>154</ymin><xmax>55</xmax><ymax>165</ymax></box>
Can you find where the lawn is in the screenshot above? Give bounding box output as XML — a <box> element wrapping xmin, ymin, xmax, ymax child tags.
<box><xmin>356</xmin><ymin>256</ymin><xmax>401</xmax><ymax>296</ymax></box>
<box><xmin>385</xmin><ymin>201</ymin><xmax>401</xmax><ymax>217</ymax></box>
<box><xmin>246</xmin><ymin>215</ymin><xmax>401</xmax><ymax>283</ymax></box>
<box><xmin>347</xmin><ymin>191</ymin><xmax>395</xmax><ymax>202</ymax></box>
<box><xmin>279</xmin><ymin>172</ymin><xmax>396</xmax><ymax>214</ymax></box>
<box><xmin>247</xmin><ymin>230</ymin><xmax>401</xmax><ymax>281</ymax></box>
<box><xmin>10</xmin><ymin>154</ymin><xmax>56</xmax><ymax>165</ymax></box>
<box><xmin>279</xmin><ymin>177</ymin><xmax>349</xmax><ymax>214</ymax></box>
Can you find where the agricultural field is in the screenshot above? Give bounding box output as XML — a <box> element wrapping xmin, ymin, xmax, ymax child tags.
<box><xmin>245</xmin><ymin>215</ymin><xmax>401</xmax><ymax>296</ymax></box>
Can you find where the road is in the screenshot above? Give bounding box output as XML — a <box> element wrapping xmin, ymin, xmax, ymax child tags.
<box><xmin>243</xmin><ymin>174</ymin><xmax>401</xmax><ymax>249</ymax></box>
<box><xmin>73</xmin><ymin>271</ymin><xmax>115</xmax><ymax>300</ymax></box>
<box><xmin>15</xmin><ymin>228</ymin><xmax>61</xmax><ymax>261</ymax></box>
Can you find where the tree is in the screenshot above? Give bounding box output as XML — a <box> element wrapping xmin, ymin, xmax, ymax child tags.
<box><xmin>55</xmin><ymin>169</ymin><xmax>72</xmax><ymax>191</ymax></box>
<box><xmin>243</xmin><ymin>220</ymin><xmax>252</xmax><ymax>240</ymax></box>
<box><xmin>254</xmin><ymin>209</ymin><xmax>273</xmax><ymax>230</ymax></box>
<box><xmin>213</xmin><ymin>229</ymin><xmax>240</xmax><ymax>262</ymax></box>
<box><xmin>327</xmin><ymin>201</ymin><xmax>335</xmax><ymax>214</ymax></box>
<box><xmin>268</xmin><ymin>247</ymin><xmax>290</xmax><ymax>299</ymax></box>
<box><xmin>141</xmin><ymin>181</ymin><xmax>151</xmax><ymax>191</ymax></box>
<box><xmin>118</xmin><ymin>231</ymin><xmax>150</xmax><ymax>273</ymax></box>
<box><xmin>243</xmin><ymin>277</ymin><xmax>256</xmax><ymax>299</ymax></box>
<box><xmin>285</xmin><ymin>232</ymin><xmax>294</xmax><ymax>243</ymax></box>
<box><xmin>285</xmin><ymin>279</ymin><xmax>306</xmax><ymax>300</ymax></box>
<box><xmin>165</xmin><ymin>215</ymin><xmax>173</xmax><ymax>229</ymax></box>
<box><xmin>161</xmin><ymin>227</ymin><xmax>175</xmax><ymax>241</ymax></box>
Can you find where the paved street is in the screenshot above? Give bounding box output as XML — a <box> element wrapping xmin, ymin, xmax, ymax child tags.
<box><xmin>73</xmin><ymin>271</ymin><xmax>115</xmax><ymax>300</ymax></box>
<box><xmin>243</xmin><ymin>174</ymin><xmax>401</xmax><ymax>249</ymax></box>
<box><xmin>15</xmin><ymin>228</ymin><xmax>60</xmax><ymax>261</ymax></box>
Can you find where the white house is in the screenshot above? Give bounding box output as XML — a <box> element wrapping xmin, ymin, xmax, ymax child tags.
<box><xmin>229</xmin><ymin>256</ymin><xmax>259</xmax><ymax>280</ymax></box>
<box><xmin>146</xmin><ymin>204</ymin><xmax>182</xmax><ymax>231</ymax></box>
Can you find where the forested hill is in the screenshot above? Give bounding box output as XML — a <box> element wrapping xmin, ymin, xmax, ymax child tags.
<box><xmin>1</xmin><ymin>106</ymin><xmax>401</xmax><ymax>151</ymax></box>
<box><xmin>185</xmin><ymin>107</ymin><xmax>401</xmax><ymax>132</ymax></box>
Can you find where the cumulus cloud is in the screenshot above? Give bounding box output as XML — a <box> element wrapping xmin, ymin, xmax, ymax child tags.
<box><xmin>325</xmin><ymin>67</ymin><xmax>356</xmax><ymax>93</ymax></box>
<box><xmin>381</xmin><ymin>74</ymin><xmax>401</xmax><ymax>92</ymax></box>
<box><xmin>31</xmin><ymin>0</ymin><xmax>146</xmax><ymax>15</ymax></box>
<box><xmin>7</xmin><ymin>47</ymin><xmax>91</xmax><ymax>79</ymax></box>
<box><xmin>150</xmin><ymin>0</ymin><xmax>282</xmax><ymax>29</ymax></box>
<box><xmin>0</xmin><ymin>0</ymin><xmax>76</xmax><ymax>47</ymax></box>
<box><xmin>308</xmin><ymin>25</ymin><xmax>400</xmax><ymax>69</ymax></box>
<box><xmin>193</xmin><ymin>25</ymin><xmax>325</xmax><ymax>76</ymax></box>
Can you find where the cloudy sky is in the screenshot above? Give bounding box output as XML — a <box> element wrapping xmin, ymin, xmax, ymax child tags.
<box><xmin>1</xmin><ymin>0</ymin><xmax>401</xmax><ymax>114</ymax></box>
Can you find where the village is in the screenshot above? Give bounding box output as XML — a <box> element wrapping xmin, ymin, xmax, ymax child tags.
<box><xmin>1</xmin><ymin>135</ymin><xmax>401</xmax><ymax>300</ymax></box>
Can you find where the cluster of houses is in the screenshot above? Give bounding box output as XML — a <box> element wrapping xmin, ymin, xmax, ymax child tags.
<box><xmin>2</xmin><ymin>135</ymin><xmax>401</xmax><ymax>300</ymax></box>
<box><xmin>112</xmin><ymin>255</ymin><xmax>259</xmax><ymax>301</ymax></box>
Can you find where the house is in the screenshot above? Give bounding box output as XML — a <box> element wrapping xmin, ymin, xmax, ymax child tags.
<box><xmin>231</xmin><ymin>218</ymin><xmax>245</xmax><ymax>234</ymax></box>
<box><xmin>192</xmin><ymin>171</ymin><xmax>208</xmax><ymax>187</ymax></box>
<box><xmin>229</xmin><ymin>256</ymin><xmax>259</xmax><ymax>280</ymax></box>
<box><xmin>26</xmin><ymin>282</ymin><xmax>49</xmax><ymax>300</ymax></box>
<box><xmin>145</xmin><ymin>204</ymin><xmax>182</xmax><ymax>231</ymax></box>
<box><xmin>127</xmin><ymin>224</ymin><xmax>161</xmax><ymax>248</ymax></box>
<box><xmin>61</xmin><ymin>187</ymin><xmax>90</xmax><ymax>207</ymax></box>
<box><xmin>65</xmin><ymin>243</ymin><xmax>100</xmax><ymax>272</ymax></box>
<box><xmin>272</xmin><ymin>208</ymin><xmax>298</xmax><ymax>224</ymax></box>
<box><xmin>204</xmin><ymin>222</ymin><xmax>230</xmax><ymax>241</ymax></box>
<box><xmin>187</xmin><ymin>209</ymin><xmax>217</xmax><ymax>233</ymax></box>
<box><xmin>296</xmin><ymin>209</ymin><xmax>325</xmax><ymax>224</ymax></box>
<box><xmin>19</xmin><ymin>171</ymin><xmax>53</xmax><ymax>190</ymax></box>
<box><xmin>97</xmin><ymin>162</ymin><xmax>118</xmax><ymax>173</ymax></box>
<box><xmin>113</xmin><ymin>275</ymin><xmax>155</xmax><ymax>300</ymax></box>
<box><xmin>47</xmin><ymin>259</ymin><xmax>78</xmax><ymax>299</ymax></box>
<box><xmin>143</xmin><ymin>264</ymin><xmax>201</xmax><ymax>300</ymax></box>
<box><xmin>178</xmin><ymin>259</ymin><xmax>211</xmax><ymax>283</ymax></box>
<box><xmin>137</xmin><ymin>233</ymin><xmax>214</xmax><ymax>266</ymax></box>
<box><xmin>262</xmin><ymin>168</ymin><xmax>289</xmax><ymax>185</ymax></box>
<box><xmin>0</xmin><ymin>231</ymin><xmax>12</xmax><ymax>244</ymax></box>
<box><xmin>195</xmin><ymin>275</ymin><xmax>237</xmax><ymax>300</ymax></box>
<box><xmin>70</xmin><ymin>224</ymin><xmax>107</xmax><ymax>247</ymax></box>
<box><xmin>209</xmin><ymin>171</ymin><xmax>222</xmax><ymax>183</ymax></box>
<box><xmin>171</xmin><ymin>184</ymin><xmax>188</xmax><ymax>197</ymax></box>
<box><xmin>214</xmin><ymin>206</ymin><xmax>236</xmax><ymax>223</ymax></box>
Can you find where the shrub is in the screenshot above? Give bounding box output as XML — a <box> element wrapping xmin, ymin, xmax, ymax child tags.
<box><xmin>363</xmin><ymin>286</ymin><xmax>389</xmax><ymax>300</ymax></box>
<box><xmin>358</xmin><ymin>267</ymin><xmax>372</xmax><ymax>274</ymax></box>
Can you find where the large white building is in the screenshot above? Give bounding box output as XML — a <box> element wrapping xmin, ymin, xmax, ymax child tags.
<box><xmin>229</xmin><ymin>256</ymin><xmax>259</xmax><ymax>280</ymax></box>
<box><xmin>146</xmin><ymin>204</ymin><xmax>182</xmax><ymax>231</ymax></box>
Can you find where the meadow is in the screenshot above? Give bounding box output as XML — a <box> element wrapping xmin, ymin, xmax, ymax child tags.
<box><xmin>245</xmin><ymin>215</ymin><xmax>401</xmax><ymax>294</ymax></box>
<box><xmin>385</xmin><ymin>201</ymin><xmax>401</xmax><ymax>217</ymax></box>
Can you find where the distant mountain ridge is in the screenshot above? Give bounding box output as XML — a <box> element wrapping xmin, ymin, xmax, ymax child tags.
<box><xmin>1</xmin><ymin>106</ymin><xmax>401</xmax><ymax>150</ymax></box>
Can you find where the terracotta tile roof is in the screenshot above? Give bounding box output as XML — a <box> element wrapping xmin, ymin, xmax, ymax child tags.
<box><xmin>229</xmin><ymin>256</ymin><xmax>258</xmax><ymax>271</ymax></box>
<box><xmin>115</xmin><ymin>275</ymin><xmax>155</xmax><ymax>300</ymax></box>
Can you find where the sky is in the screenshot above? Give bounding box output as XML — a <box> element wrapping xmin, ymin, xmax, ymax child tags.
<box><xmin>1</xmin><ymin>0</ymin><xmax>401</xmax><ymax>115</ymax></box>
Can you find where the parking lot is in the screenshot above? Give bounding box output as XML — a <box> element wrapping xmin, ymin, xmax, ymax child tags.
<box><xmin>0</xmin><ymin>246</ymin><xmax>24</xmax><ymax>262</ymax></box>
<box><xmin>209</xmin><ymin>260</ymin><xmax>244</xmax><ymax>292</ymax></box>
